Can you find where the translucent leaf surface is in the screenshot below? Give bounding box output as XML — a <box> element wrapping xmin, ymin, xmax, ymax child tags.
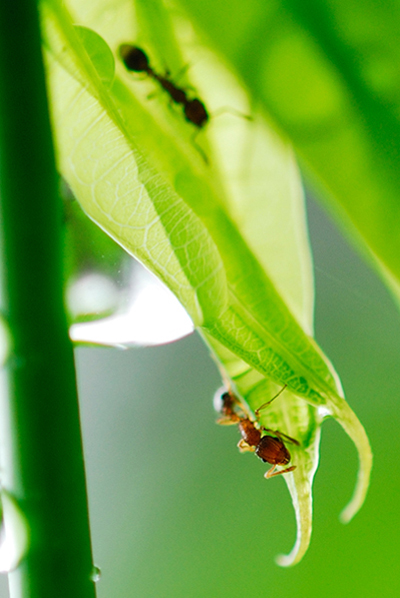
<box><xmin>177</xmin><ymin>0</ymin><xmax>400</xmax><ymax>302</ymax></box>
<box><xmin>42</xmin><ymin>0</ymin><xmax>228</xmax><ymax>328</ymax></box>
<box><xmin>41</xmin><ymin>0</ymin><xmax>372</xmax><ymax>564</ymax></box>
<box><xmin>74</xmin><ymin>25</ymin><xmax>115</xmax><ymax>88</ymax></box>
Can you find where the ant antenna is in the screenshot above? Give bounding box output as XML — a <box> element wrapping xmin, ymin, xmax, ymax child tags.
<box><xmin>254</xmin><ymin>384</ymin><xmax>287</xmax><ymax>418</ymax></box>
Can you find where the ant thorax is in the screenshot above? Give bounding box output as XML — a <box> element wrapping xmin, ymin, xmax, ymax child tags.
<box><xmin>238</xmin><ymin>418</ymin><xmax>261</xmax><ymax>447</ymax></box>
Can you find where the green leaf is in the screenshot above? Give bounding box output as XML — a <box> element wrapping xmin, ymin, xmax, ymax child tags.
<box><xmin>74</xmin><ymin>25</ymin><xmax>115</xmax><ymax>88</ymax></box>
<box><xmin>42</xmin><ymin>0</ymin><xmax>229</xmax><ymax>327</ymax></box>
<box><xmin>41</xmin><ymin>0</ymin><xmax>372</xmax><ymax>564</ymax></box>
<box><xmin>176</xmin><ymin>0</ymin><xmax>400</xmax><ymax>302</ymax></box>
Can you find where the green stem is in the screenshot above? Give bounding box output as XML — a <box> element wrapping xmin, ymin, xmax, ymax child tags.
<box><xmin>0</xmin><ymin>2</ymin><xmax>96</xmax><ymax>597</ymax></box>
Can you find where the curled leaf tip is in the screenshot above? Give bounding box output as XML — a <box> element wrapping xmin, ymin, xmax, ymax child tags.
<box><xmin>276</xmin><ymin>526</ymin><xmax>310</xmax><ymax>567</ymax></box>
<box><xmin>339</xmin><ymin>441</ymin><xmax>373</xmax><ymax>524</ymax></box>
<box><xmin>276</xmin><ymin>435</ymin><xmax>320</xmax><ymax>566</ymax></box>
<box><xmin>332</xmin><ymin>400</ymin><xmax>373</xmax><ymax>525</ymax></box>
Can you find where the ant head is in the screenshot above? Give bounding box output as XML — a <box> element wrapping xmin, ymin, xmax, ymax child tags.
<box><xmin>213</xmin><ymin>387</ymin><xmax>230</xmax><ymax>414</ymax></box>
<box><xmin>119</xmin><ymin>44</ymin><xmax>150</xmax><ymax>72</ymax></box>
<box><xmin>255</xmin><ymin>435</ymin><xmax>291</xmax><ymax>466</ymax></box>
<box><xmin>214</xmin><ymin>388</ymin><xmax>241</xmax><ymax>425</ymax></box>
<box><xmin>184</xmin><ymin>98</ymin><xmax>209</xmax><ymax>128</ymax></box>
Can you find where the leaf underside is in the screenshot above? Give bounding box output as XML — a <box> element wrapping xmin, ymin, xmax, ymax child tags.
<box><xmin>41</xmin><ymin>0</ymin><xmax>372</xmax><ymax>565</ymax></box>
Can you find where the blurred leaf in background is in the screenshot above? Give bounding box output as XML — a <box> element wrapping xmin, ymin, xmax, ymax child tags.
<box><xmin>177</xmin><ymin>0</ymin><xmax>400</xmax><ymax>300</ymax></box>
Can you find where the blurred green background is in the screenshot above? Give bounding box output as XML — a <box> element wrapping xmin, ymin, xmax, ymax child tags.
<box><xmin>80</xmin><ymin>195</ymin><xmax>400</xmax><ymax>598</ymax></box>
<box><xmin>1</xmin><ymin>196</ymin><xmax>399</xmax><ymax>597</ymax></box>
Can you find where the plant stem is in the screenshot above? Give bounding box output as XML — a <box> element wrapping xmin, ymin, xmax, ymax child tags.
<box><xmin>0</xmin><ymin>1</ymin><xmax>96</xmax><ymax>597</ymax></box>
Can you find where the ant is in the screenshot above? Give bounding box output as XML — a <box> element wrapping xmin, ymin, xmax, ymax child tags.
<box><xmin>119</xmin><ymin>44</ymin><xmax>209</xmax><ymax>129</ymax></box>
<box><xmin>216</xmin><ymin>384</ymin><xmax>300</xmax><ymax>479</ymax></box>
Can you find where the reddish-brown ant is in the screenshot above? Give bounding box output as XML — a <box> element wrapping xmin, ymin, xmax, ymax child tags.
<box><xmin>119</xmin><ymin>44</ymin><xmax>209</xmax><ymax>128</ymax></box>
<box><xmin>216</xmin><ymin>384</ymin><xmax>300</xmax><ymax>479</ymax></box>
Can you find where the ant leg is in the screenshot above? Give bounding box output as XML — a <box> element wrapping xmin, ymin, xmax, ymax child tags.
<box><xmin>147</xmin><ymin>91</ymin><xmax>159</xmax><ymax>101</ymax></box>
<box><xmin>217</xmin><ymin>414</ymin><xmax>240</xmax><ymax>425</ymax></box>
<box><xmin>212</xmin><ymin>106</ymin><xmax>253</xmax><ymax>122</ymax></box>
<box><xmin>173</xmin><ymin>63</ymin><xmax>191</xmax><ymax>84</ymax></box>
<box><xmin>128</xmin><ymin>72</ymin><xmax>148</xmax><ymax>82</ymax></box>
<box><xmin>276</xmin><ymin>431</ymin><xmax>300</xmax><ymax>446</ymax></box>
<box><xmin>237</xmin><ymin>439</ymin><xmax>255</xmax><ymax>453</ymax></box>
<box><xmin>261</xmin><ymin>428</ymin><xmax>300</xmax><ymax>446</ymax></box>
<box><xmin>191</xmin><ymin>130</ymin><xmax>208</xmax><ymax>164</ymax></box>
<box><xmin>265</xmin><ymin>465</ymin><xmax>297</xmax><ymax>479</ymax></box>
<box><xmin>255</xmin><ymin>384</ymin><xmax>288</xmax><ymax>417</ymax></box>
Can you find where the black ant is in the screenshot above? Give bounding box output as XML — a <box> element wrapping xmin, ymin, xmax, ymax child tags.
<box><xmin>216</xmin><ymin>384</ymin><xmax>300</xmax><ymax>479</ymax></box>
<box><xmin>119</xmin><ymin>44</ymin><xmax>209</xmax><ymax>129</ymax></box>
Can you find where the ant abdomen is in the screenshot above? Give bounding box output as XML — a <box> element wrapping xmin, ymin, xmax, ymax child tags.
<box><xmin>184</xmin><ymin>98</ymin><xmax>209</xmax><ymax>128</ymax></box>
<box><xmin>255</xmin><ymin>435</ymin><xmax>291</xmax><ymax>466</ymax></box>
